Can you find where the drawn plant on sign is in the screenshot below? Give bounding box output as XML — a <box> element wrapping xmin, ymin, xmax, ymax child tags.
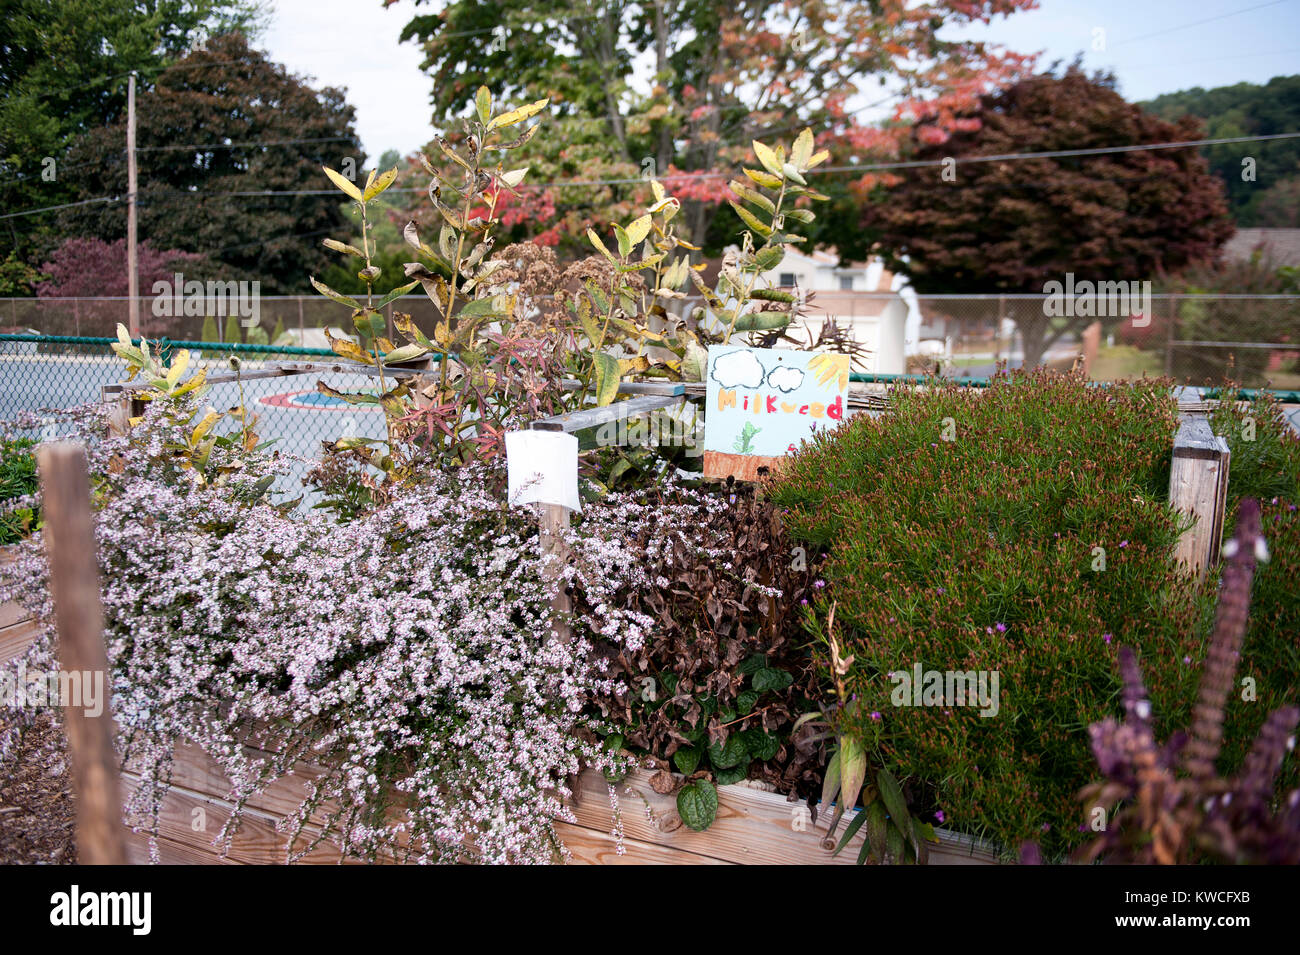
<box><xmin>733</xmin><ymin>421</ymin><xmax>761</xmax><ymax>454</ymax></box>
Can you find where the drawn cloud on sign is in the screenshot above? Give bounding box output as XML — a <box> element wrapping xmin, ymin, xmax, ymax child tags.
<box><xmin>710</xmin><ymin>349</ymin><xmax>766</xmax><ymax>389</ymax></box>
<box><xmin>766</xmin><ymin>366</ymin><xmax>805</xmax><ymax>393</ymax></box>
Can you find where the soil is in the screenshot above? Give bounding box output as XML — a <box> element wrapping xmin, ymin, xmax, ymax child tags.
<box><xmin>0</xmin><ymin>708</ymin><xmax>76</xmax><ymax>864</ymax></box>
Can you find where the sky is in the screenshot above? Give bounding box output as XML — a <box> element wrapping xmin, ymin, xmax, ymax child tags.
<box><xmin>261</xmin><ymin>0</ymin><xmax>1300</xmax><ymax>163</ymax></box>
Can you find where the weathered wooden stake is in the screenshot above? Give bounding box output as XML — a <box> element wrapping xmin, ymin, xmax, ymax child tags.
<box><xmin>1169</xmin><ymin>413</ymin><xmax>1231</xmax><ymax>580</ymax></box>
<box><xmin>539</xmin><ymin>503</ymin><xmax>572</xmax><ymax>644</ymax></box>
<box><xmin>37</xmin><ymin>443</ymin><xmax>127</xmax><ymax>865</ymax></box>
<box><xmin>102</xmin><ymin>386</ymin><xmax>135</xmax><ymax>437</ymax></box>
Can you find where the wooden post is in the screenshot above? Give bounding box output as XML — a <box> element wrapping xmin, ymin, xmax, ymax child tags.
<box><xmin>538</xmin><ymin>503</ymin><xmax>572</xmax><ymax>644</ymax></box>
<box><xmin>1080</xmin><ymin>321</ymin><xmax>1101</xmax><ymax>377</ymax></box>
<box><xmin>126</xmin><ymin>71</ymin><xmax>139</xmax><ymax>339</ymax></box>
<box><xmin>37</xmin><ymin>443</ymin><xmax>127</xmax><ymax>865</ymax></box>
<box><xmin>1169</xmin><ymin>413</ymin><xmax>1230</xmax><ymax>580</ymax></box>
<box><xmin>101</xmin><ymin>385</ymin><xmax>141</xmax><ymax>437</ymax></box>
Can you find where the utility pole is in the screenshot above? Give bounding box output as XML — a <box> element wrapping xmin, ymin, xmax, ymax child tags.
<box><xmin>126</xmin><ymin>71</ymin><xmax>139</xmax><ymax>339</ymax></box>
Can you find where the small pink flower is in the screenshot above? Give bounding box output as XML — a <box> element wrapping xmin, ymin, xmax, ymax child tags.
<box><xmin>1103</xmin><ymin>633</ymin><xmax>1113</xmax><ymax>644</ymax></box>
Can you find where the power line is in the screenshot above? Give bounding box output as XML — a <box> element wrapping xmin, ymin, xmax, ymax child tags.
<box><xmin>1116</xmin><ymin>0</ymin><xmax>1290</xmax><ymax>45</ymax></box>
<box><xmin>0</xmin><ymin>156</ymin><xmax>126</xmax><ymax>189</ymax></box>
<box><xmin>0</xmin><ymin>196</ymin><xmax>123</xmax><ymax>222</ymax></box>
<box><xmin>116</xmin><ymin>129</ymin><xmax>1300</xmax><ymax>198</ymax></box>
<box><xmin>137</xmin><ymin>136</ymin><xmax>357</xmax><ymax>152</ymax></box>
<box><xmin>818</xmin><ymin>131</ymin><xmax>1300</xmax><ymax>174</ymax></box>
<box><xmin>7</xmin><ymin>129</ymin><xmax>1294</xmax><ymax>220</ymax></box>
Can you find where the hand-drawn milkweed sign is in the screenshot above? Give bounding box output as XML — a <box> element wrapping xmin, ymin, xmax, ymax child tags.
<box><xmin>703</xmin><ymin>345</ymin><xmax>850</xmax><ymax>481</ymax></box>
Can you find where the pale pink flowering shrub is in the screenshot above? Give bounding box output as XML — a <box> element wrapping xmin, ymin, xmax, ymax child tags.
<box><xmin>1</xmin><ymin>397</ymin><xmax>656</xmax><ymax>864</ymax></box>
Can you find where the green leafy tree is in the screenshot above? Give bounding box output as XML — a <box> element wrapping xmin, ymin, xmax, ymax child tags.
<box><xmin>222</xmin><ymin>312</ymin><xmax>241</xmax><ymax>345</ymax></box>
<box><xmin>0</xmin><ymin>252</ymin><xmax>46</xmax><ymax>297</ymax></box>
<box><xmin>54</xmin><ymin>33</ymin><xmax>364</xmax><ymax>293</ymax></box>
<box><xmin>388</xmin><ymin>0</ymin><xmax>1037</xmax><ymax>253</ymax></box>
<box><xmin>1144</xmin><ymin>75</ymin><xmax>1300</xmax><ymax>226</ymax></box>
<box><xmin>862</xmin><ymin>66</ymin><xmax>1235</xmax><ymax>367</ymax></box>
<box><xmin>0</xmin><ymin>0</ymin><xmax>265</xmax><ymax>262</ymax></box>
<box><xmin>200</xmin><ymin>315</ymin><xmax>220</xmax><ymax>343</ymax></box>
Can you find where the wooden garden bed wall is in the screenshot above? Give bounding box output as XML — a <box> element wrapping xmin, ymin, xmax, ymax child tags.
<box><xmin>4</xmin><ymin>611</ymin><xmax>995</xmax><ymax>865</ymax></box>
<box><xmin>117</xmin><ymin>738</ymin><xmax>1000</xmax><ymax>866</ymax></box>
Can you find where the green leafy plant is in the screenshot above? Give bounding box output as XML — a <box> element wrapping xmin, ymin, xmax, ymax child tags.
<box><xmin>0</xmin><ymin>436</ymin><xmax>40</xmax><ymax>545</ymax></box>
<box><xmin>1209</xmin><ymin>387</ymin><xmax>1300</xmax><ymax>795</ymax></box>
<box><xmin>109</xmin><ymin>324</ymin><xmax>278</xmax><ymax>499</ymax></box>
<box><xmin>797</xmin><ymin>604</ymin><xmax>937</xmax><ymax>864</ymax></box>
<box><xmin>768</xmin><ymin>369</ymin><xmax>1214</xmax><ymax>857</ymax></box>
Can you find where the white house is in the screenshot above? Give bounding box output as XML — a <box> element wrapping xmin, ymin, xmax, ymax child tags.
<box><xmin>755</xmin><ymin>248</ymin><xmax>926</xmax><ymax>374</ymax></box>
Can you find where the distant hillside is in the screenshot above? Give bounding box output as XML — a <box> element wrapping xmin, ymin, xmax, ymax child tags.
<box><xmin>1143</xmin><ymin>75</ymin><xmax>1300</xmax><ymax>227</ymax></box>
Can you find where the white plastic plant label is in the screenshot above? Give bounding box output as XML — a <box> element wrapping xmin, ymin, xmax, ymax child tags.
<box><xmin>505</xmin><ymin>429</ymin><xmax>581</xmax><ymax>513</ymax></box>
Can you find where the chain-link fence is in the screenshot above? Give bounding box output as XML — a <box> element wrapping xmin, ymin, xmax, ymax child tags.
<box><xmin>904</xmin><ymin>293</ymin><xmax>1300</xmax><ymax>392</ymax></box>
<box><xmin>0</xmin><ymin>295</ymin><xmax>447</xmax><ymax>345</ymax></box>
<box><xmin>0</xmin><ymin>333</ymin><xmax>391</xmax><ymax>503</ymax></box>
<box><xmin>676</xmin><ymin>291</ymin><xmax>1300</xmax><ymax>395</ymax></box>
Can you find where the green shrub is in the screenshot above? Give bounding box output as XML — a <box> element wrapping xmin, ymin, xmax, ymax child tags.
<box><xmin>768</xmin><ymin>369</ymin><xmax>1209</xmax><ymax>857</ymax></box>
<box><xmin>0</xmin><ymin>436</ymin><xmax>40</xmax><ymax>545</ymax></box>
<box><xmin>1210</xmin><ymin>391</ymin><xmax>1300</xmax><ymax>793</ymax></box>
<box><xmin>222</xmin><ymin>313</ymin><xmax>241</xmax><ymax>345</ymax></box>
<box><xmin>200</xmin><ymin>315</ymin><xmax>219</xmax><ymax>343</ymax></box>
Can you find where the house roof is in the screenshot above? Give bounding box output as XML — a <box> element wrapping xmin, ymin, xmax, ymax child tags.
<box><xmin>1223</xmin><ymin>228</ymin><xmax>1300</xmax><ymax>268</ymax></box>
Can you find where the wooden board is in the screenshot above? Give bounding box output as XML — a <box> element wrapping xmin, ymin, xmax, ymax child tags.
<box><xmin>0</xmin><ymin>577</ymin><xmax>999</xmax><ymax>866</ymax></box>
<box><xmin>1169</xmin><ymin>413</ymin><xmax>1231</xmax><ymax>578</ymax></box>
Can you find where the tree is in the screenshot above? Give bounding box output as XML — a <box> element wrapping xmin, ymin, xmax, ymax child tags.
<box><xmin>1144</xmin><ymin>75</ymin><xmax>1300</xmax><ymax>227</ymax></box>
<box><xmin>54</xmin><ymin>33</ymin><xmax>364</xmax><ymax>293</ymax></box>
<box><xmin>0</xmin><ymin>252</ymin><xmax>46</xmax><ymax>297</ymax></box>
<box><xmin>861</xmin><ymin>65</ymin><xmax>1235</xmax><ymax>367</ymax></box>
<box><xmin>34</xmin><ymin>236</ymin><xmax>205</xmax><ymax>336</ymax></box>
<box><xmin>0</xmin><ymin>0</ymin><xmax>265</xmax><ymax>265</ymax></box>
<box><xmin>36</xmin><ymin>237</ymin><xmax>204</xmax><ymax>298</ymax></box>
<box><xmin>388</xmin><ymin>0</ymin><xmax>1036</xmax><ymax>254</ymax></box>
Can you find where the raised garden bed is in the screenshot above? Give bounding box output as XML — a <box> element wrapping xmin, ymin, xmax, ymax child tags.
<box><xmin>121</xmin><ymin>744</ymin><xmax>998</xmax><ymax>866</ymax></box>
<box><xmin>0</xmin><ymin>606</ymin><xmax>996</xmax><ymax>866</ymax></box>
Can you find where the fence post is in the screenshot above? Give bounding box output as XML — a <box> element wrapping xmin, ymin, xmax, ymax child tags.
<box><xmin>297</xmin><ymin>296</ymin><xmax>305</xmax><ymax>343</ymax></box>
<box><xmin>1169</xmin><ymin>413</ymin><xmax>1230</xmax><ymax>580</ymax></box>
<box><xmin>37</xmin><ymin>443</ymin><xmax>127</xmax><ymax>865</ymax></box>
<box><xmin>1164</xmin><ymin>293</ymin><xmax>1178</xmax><ymax>377</ymax></box>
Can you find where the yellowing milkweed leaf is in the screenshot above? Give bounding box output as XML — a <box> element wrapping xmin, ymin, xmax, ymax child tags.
<box><xmin>791</xmin><ymin>128</ymin><xmax>815</xmax><ymax>169</ymax></box>
<box><xmin>624</xmin><ymin>214</ymin><xmax>652</xmax><ymax>246</ymax></box>
<box><xmin>743</xmin><ymin>167</ymin><xmax>783</xmax><ymax>190</ymax></box>
<box><xmin>323</xmin><ymin>165</ymin><xmax>363</xmax><ymax>202</ymax></box>
<box><xmin>729</xmin><ymin>200</ymin><xmax>772</xmax><ymax>237</ymax></box>
<box><xmin>310</xmin><ymin>276</ymin><xmax>361</xmax><ymax>309</ymax></box>
<box><xmin>190</xmin><ymin>409</ymin><xmax>221</xmax><ymax>446</ymax></box>
<box><xmin>364</xmin><ymin>166</ymin><xmax>399</xmax><ymax>201</ymax></box>
<box><xmin>592</xmin><ymin>351</ymin><xmax>621</xmax><ymax>407</ymax></box>
<box><xmin>752</xmin><ymin>140</ymin><xmax>784</xmax><ymax>179</ymax></box>
<box><xmin>485</xmin><ymin>98</ymin><xmax>549</xmax><ymax>132</ymax></box>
